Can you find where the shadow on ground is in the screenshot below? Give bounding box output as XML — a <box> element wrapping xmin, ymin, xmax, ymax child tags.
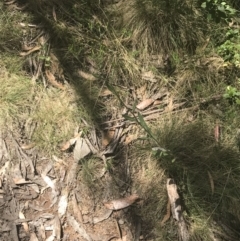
<box><xmin>13</xmin><ymin>0</ymin><xmax>240</xmax><ymax>240</ymax></box>
<box><xmin>151</xmin><ymin>118</ymin><xmax>240</xmax><ymax>239</ymax></box>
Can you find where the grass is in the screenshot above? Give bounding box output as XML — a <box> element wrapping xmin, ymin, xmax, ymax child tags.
<box><xmin>129</xmin><ymin>110</ymin><xmax>240</xmax><ymax>239</ymax></box>
<box><xmin>115</xmin><ymin>0</ymin><xmax>208</xmax><ymax>54</ymax></box>
<box><xmin>0</xmin><ymin>2</ymin><xmax>91</xmax><ymax>156</ymax></box>
<box><xmin>1</xmin><ymin>0</ymin><xmax>240</xmax><ymax>240</ymax></box>
<box><xmin>0</xmin><ymin>63</ymin><xmax>32</xmax><ymax>128</ymax></box>
<box><xmin>30</xmin><ymin>87</ymin><xmax>83</xmax><ymax>154</ymax></box>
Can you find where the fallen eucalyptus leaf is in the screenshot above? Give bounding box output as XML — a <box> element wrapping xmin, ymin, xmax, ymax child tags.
<box><xmin>136</xmin><ymin>99</ymin><xmax>154</xmax><ymax>110</ymax></box>
<box><xmin>53</xmin><ymin>216</ymin><xmax>61</xmax><ymax>240</ymax></box>
<box><xmin>20</xmin><ymin>46</ymin><xmax>41</xmax><ymax>56</ymax></box>
<box><xmin>73</xmin><ymin>137</ymin><xmax>91</xmax><ymax>161</ymax></box>
<box><xmin>93</xmin><ymin>209</ymin><xmax>113</xmax><ymax>224</ymax></box>
<box><xmin>13</xmin><ymin>178</ymin><xmax>32</xmax><ymax>185</ymax></box>
<box><xmin>78</xmin><ymin>70</ymin><xmax>97</xmax><ymax>81</ymax></box>
<box><xmin>21</xmin><ymin>143</ymin><xmax>35</xmax><ymax>150</ymax></box>
<box><xmin>100</xmin><ymin>89</ymin><xmax>113</xmax><ymax>97</ymax></box>
<box><xmin>72</xmin><ymin>193</ymin><xmax>83</xmax><ymax>223</ymax></box>
<box><xmin>102</xmin><ymin>130</ymin><xmax>115</xmax><ymax>147</ymax></box>
<box><xmin>45</xmin><ymin>70</ymin><xmax>65</xmax><ymax>90</ymax></box>
<box><xmin>67</xmin><ymin>214</ymin><xmax>92</xmax><ymax>241</ymax></box>
<box><xmin>19</xmin><ymin>211</ymin><xmax>29</xmax><ymax>232</ymax></box>
<box><xmin>41</xmin><ymin>175</ymin><xmax>55</xmax><ymax>190</ymax></box>
<box><xmin>104</xmin><ymin>194</ymin><xmax>139</xmax><ymax>210</ymax></box>
<box><xmin>58</xmin><ymin>189</ymin><xmax>69</xmax><ymax>217</ymax></box>
<box><xmin>160</xmin><ymin>199</ymin><xmax>171</xmax><ymax>227</ymax></box>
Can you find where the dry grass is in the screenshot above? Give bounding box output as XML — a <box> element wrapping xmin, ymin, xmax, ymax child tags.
<box><xmin>115</xmin><ymin>0</ymin><xmax>208</xmax><ymax>54</ymax></box>
<box><xmin>29</xmin><ymin>87</ymin><xmax>83</xmax><ymax>154</ymax></box>
<box><xmin>0</xmin><ymin>61</ymin><xmax>32</xmax><ymax>129</ymax></box>
<box><xmin>1</xmin><ymin>0</ymin><xmax>240</xmax><ymax>240</ymax></box>
<box><xmin>150</xmin><ymin>113</ymin><xmax>240</xmax><ymax>239</ymax></box>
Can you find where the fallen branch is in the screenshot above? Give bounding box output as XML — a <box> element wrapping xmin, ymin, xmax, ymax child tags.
<box><xmin>166</xmin><ymin>178</ymin><xmax>189</xmax><ymax>241</ymax></box>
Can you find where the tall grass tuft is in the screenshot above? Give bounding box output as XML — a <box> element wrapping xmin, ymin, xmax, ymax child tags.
<box><xmin>117</xmin><ymin>0</ymin><xmax>208</xmax><ymax>54</ymax></box>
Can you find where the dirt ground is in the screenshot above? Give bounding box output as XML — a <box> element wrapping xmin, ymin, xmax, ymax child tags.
<box><xmin>0</xmin><ymin>129</ymin><xmax>143</xmax><ymax>241</ymax></box>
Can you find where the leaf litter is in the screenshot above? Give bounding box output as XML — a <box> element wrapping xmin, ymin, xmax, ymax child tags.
<box><xmin>1</xmin><ymin>4</ymin><xmax>232</xmax><ymax>240</ymax></box>
<box><xmin>0</xmin><ymin>79</ymin><xmax>182</xmax><ymax>241</ymax></box>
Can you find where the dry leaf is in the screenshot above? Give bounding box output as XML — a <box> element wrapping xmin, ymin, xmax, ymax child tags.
<box><xmin>207</xmin><ymin>171</ymin><xmax>214</xmax><ymax>195</ymax></box>
<box><xmin>21</xmin><ymin>44</ymin><xmax>34</xmax><ymax>51</ymax></box>
<box><xmin>214</xmin><ymin>123</ymin><xmax>220</xmax><ymax>142</ymax></box>
<box><xmin>78</xmin><ymin>70</ymin><xmax>97</xmax><ymax>81</ymax></box>
<box><xmin>136</xmin><ymin>98</ymin><xmax>154</xmax><ymax>110</ymax></box>
<box><xmin>60</xmin><ymin>131</ymin><xmax>82</xmax><ymax>151</ymax></box>
<box><xmin>100</xmin><ymin>89</ymin><xmax>113</xmax><ymax>97</ymax></box>
<box><xmin>19</xmin><ymin>211</ymin><xmax>29</xmax><ymax>232</ymax></box>
<box><xmin>72</xmin><ymin>193</ymin><xmax>83</xmax><ymax>223</ymax></box>
<box><xmin>73</xmin><ymin>137</ymin><xmax>91</xmax><ymax>161</ymax></box>
<box><xmin>28</xmin><ymin>184</ymin><xmax>40</xmax><ymax>193</ymax></box>
<box><xmin>102</xmin><ymin>130</ymin><xmax>115</xmax><ymax>147</ymax></box>
<box><xmin>45</xmin><ymin>70</ymin><xmax>65</xmax><ymax>90</ymax></box>
<box><xmin>93</xmin><ymin>209</ymin><xmax>113</xmax><ymax>224</ymax></box>
<box><xmin>41</xmin><ymin>174</ymin><xmax>55</xmax><ymax>190</ymax></box>
<box><xmin>52</xmin><ymin>6</ymin><xmax>57</xmax><ymax>21</ymax></box>
<box><xmin>53</xmin><ymin>216</ymin><xmax>61</xmax><ymax>240</ymax></box>
<box><xmin>104</xmin><ymin>194</ymin><xmax>139</xmax><ymax>210</ymax></box>
<box><xmin>60</xmin><ymin>141</ymin><xmax>73</xmax><ymax>151</ymax></box>
<box><xmin>58</xmin><ymin>189</ymin><xmax>69</xmax><ymax>217</ymax></box>
<box><xmin>39</xmin><ymin>221</ymin><xmax>46</xmax><ymax>240</ymax></box>
<box><xmin>4</xmin><ymin>1</ymin><xmax>17</xmax><ymax>5</ymax></box>
<box><xmin>21</xmin><ymin>143</ymin><xmax>35</xmax><ymax>150</ymax></box>
<box><xmin>67</xmin><ymin>214</ymin><xmax>92</xmax><ymax>241</ymax></box>
<box><xmin>20</xmin><ymin>46</ymin><xmax>41</xmax><ymax>56</ymax></box>
<box><xmin>153</xmin><ymin>100</ymin><xmax>162</xmax><ymax>105</ymax></box>
<box><xmin>13</xmin><ymin>178</ymin><xmax>32</xmax><ymax>185</ymax></box>
<box><xmin>160</xmin><ymin>198</ymin><xmax>171</xmax><ymax>227</ymax></box>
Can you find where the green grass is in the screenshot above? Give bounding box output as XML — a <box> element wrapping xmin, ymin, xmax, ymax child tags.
<box><xmin>30</xmin><ymin>87</ymin><xmax>83</xmax><ymax>154</ymax></box>
<box><xmin>140</xmin><ymin>111</ymin><xmax>240</xmax><ymax>239</ymax></box>
<box><xmin>0</xmin><ymin>59</ymin><xmax>32</xmax><ymax>128</ymax></box>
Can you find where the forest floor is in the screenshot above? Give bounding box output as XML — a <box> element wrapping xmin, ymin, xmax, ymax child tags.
<box><xmin>1</xmin><ymin>1</ymin><xmax>240</xmax><ymax>241</ymax></box>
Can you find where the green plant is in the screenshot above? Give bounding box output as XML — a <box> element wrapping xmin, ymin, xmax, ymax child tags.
<box><xmin>217</xmin><ymin>28</ymin><xmax>240</xmax><ymax>66</ymax></box>
<box><xmin>223</xmin><ymin>85</ymin><xmax>240</xmax><ymax>104</ymax></box>
<box><xmin>201</xmin><ymin>0</ymin><xmax>236</xmax><ymax>22</ymax></box>
<box><xmin>39</xmin><ymin>55</ymin><xmax>51</xmax><ymax>67</ymax></box>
